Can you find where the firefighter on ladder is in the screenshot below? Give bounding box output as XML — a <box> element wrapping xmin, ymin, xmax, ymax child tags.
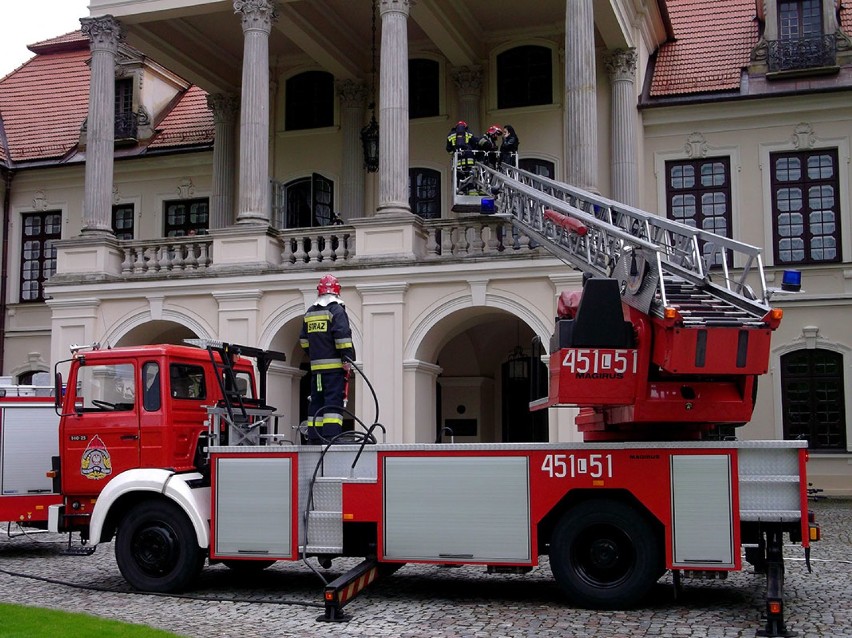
<box><xmin>299</xmin><ymin>274</ymin><xmax>355</xmax><ymax>444</ymax></box>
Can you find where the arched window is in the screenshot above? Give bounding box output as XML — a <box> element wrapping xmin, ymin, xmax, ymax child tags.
<box><xmin>285</xmin><ymin>71</ymin><xmax>334</xmax><ymax>130</ymax></box>
<box><xmin>409</xmin><ymin>59</ymin><xmax>439</xmax><ymax>119</ymax></box>
<box><xmin>781</xmin><ymin>348</ymin><xmax>846</xmax><ymax>451</ymax></box>
<box><xmin>409</xmin><ymin>168</ymin><xmax>441</xmax><ymax>219</ymax></box>
<box><xmin>272</xmin><ymin>173</ymin><xmax>334</xmax><ymax>229</ymax></box>
<box><xmin>519</xmin><ymin>158</ymin><xmax>555</xmax><ymax>179</ymax></box>
<box><xmin>497</xmin><ymin>45</ymin><xmax>552</xmax><ymax>109</ymax></box>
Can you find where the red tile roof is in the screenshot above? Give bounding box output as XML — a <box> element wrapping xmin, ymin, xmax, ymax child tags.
<box><xmin>842</xmin><ymin>3</ymin><xmax>852</xmax><ymax>32</ymax></box>
<box><xmin>148</xmin><ymin>86</ymin><xmax>214</xmax><ymax>149</ymax></box>
<box><xmin>651</xmin><ymin>0</ymin><xmax>758</xmax><ymax>96</ymax></box>
<box><xmin>0</xmin><ymin>42</ymin><xmax>91</xmax><ymax>162</ymax></box>
<box><xmin>0</xmin><ymin>31</ymin><xmax>212</xmax><ymax>166</ymax></box>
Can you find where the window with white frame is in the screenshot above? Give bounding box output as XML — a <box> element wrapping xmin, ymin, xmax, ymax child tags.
<box><xmin>770</xmin><ymin>148</ymin><xmax>841</xmax><ymax>265</ymax></box>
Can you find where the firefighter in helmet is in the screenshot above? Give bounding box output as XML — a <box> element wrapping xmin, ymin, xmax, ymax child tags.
<box><xmin>299</xmin><ymin>274</ymin><xmax>355</xmax><ymax>444</ymax></box>
<box><xmin>446</xmin><ymin>120</ymin><xmax>476</xmax><ymax>193</ymax></box>
<box><xmin>476</xmin><ymin>125</ymin><xmax>503</xmax><ymax>169</ymax></box>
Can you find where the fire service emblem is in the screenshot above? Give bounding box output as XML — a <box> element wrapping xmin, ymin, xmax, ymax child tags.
<box><xmin>80</xmin><ymin>435</ymin><xmax>113</xmax><ymax>480</ymax></box>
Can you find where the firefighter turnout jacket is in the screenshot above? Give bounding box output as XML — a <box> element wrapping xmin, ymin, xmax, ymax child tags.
<box><xmin>299</xmin><ymin>296</ymin><xmax>355</xmax><ymax>371</ymax></box>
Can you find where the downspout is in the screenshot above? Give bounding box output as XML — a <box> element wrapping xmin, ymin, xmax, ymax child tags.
<box><xmin>0</xmin><ymin>168</ymin><xmax>13</xmax><ymax>376</ymax></box>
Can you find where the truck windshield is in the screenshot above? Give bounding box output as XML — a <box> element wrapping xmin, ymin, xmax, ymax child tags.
<box><xmin>75</xmin><ymin>363</ymin><xmax>136</xmax><ymax>411</ymax></box>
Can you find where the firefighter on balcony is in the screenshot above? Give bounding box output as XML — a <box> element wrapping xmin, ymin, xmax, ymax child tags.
<box><xmin>446</xmin><ymin>120</ymin><xmax>476</xmax><ymax>193</ymax></box>
<box><xmin>299</xmin><ymin>274</ymin><xmax>355</xmax><ymax>444</ymax></box>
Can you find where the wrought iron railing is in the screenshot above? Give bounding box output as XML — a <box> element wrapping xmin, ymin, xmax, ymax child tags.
<box><xmin>767</xmin><ymin>34</ymin><xmax>836</xmax><ymax>73</ymax></box>
<box><xmin>114</xmin><ymin>112</ymin><xmax>138</xmax><ymax>141</ymax></box>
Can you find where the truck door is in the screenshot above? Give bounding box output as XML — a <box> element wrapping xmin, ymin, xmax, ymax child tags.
<box><xmin>61</xmin><ymin>361</ymin><xmax>141</xmax><ymax>496</ymax></box>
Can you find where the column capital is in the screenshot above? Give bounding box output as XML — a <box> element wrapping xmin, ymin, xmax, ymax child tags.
<box><xmin>380</xmin><ymin>0</ymin><xmax>413</xmax><ymax>17</ymax></box>
<box><xmin>450</xmin><ymin>65</ymin><xmax>483</xmax><ymax>95</ymax></box>
<box><xmin>234</xmin><ymin>0</ymin><xmax>279</xmax><ymax>34</ymax></box>
<box><xmin>206</xmin><ymin>93</ymin><xmax>240</xmax><ymax>123</ymax></box>
<box><xmin>80</xmin><ymin>15</ymin><xmax>124</xmax><ymax>53</ymax></box>
<box><xmin>604</xmin><ymin>48</ymin><xmax>637</xmax><ymax>82</ymax></box>
<box><xmin>336</xmin><ymin>79</ymin><xmax>368</xmax><ymax>109</ymax></box>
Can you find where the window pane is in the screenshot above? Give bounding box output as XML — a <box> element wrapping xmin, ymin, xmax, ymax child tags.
<box><xmin>781</xmin><ymin>349</ymin><xmax>846</xmax><ymax>451</ymax></box>
<box><xmin>497</xmin><ymin>46</ymin><xmax>552</xmax><ymax>109</ymax></box>
<box><xmin>164</xmin><ymin>199</ymin><xmax>210</xmax><ymax>237</ymax></box>
<box><xmin>518</xmin><ymin>158</ymin><xmax>555</xmax><ymax>179</ymax></box>
<box><xmin>771</xmin><ymin>149</ymin><xmax>841</xmax><ymax>264</ymax></box>
<box><xmin>774</xmin><ymin>156</ymin><xmax>801</xmax><ymax>181</ymax></box>
<box><xmin>409</xmin><ymin>168</ymin><xmax>441</xmax><ymax>220</ymax></box>
<box><xmin>664</xmin><ymin>157</ymin><xmax>732</xmax><ymax>267</ymax></box>
<box><xmin>409</xmin><ymin>59</ymin><xmax>439</xmax><ymax>119</ymax></box>
<box><xmin>19</xmin><ymin>211</ymin><xmax>62</xmax><ymax>303</ymax></box>
<box><xmin>285</xmin><ymin>71</ymin><xmax>334</xmax><ymax>130</ymax></box>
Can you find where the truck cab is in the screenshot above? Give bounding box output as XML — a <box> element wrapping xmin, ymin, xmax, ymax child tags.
<box><xmin>55</xmin><ymin>344</ymin><xmax>259</xmax><ymax>528</ymax></box>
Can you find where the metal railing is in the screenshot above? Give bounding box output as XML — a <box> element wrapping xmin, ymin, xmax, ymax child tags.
<box><xmin>767</xmin><ymin>34</ymin><xmax>836</xmax><ymax>73</ymax></box>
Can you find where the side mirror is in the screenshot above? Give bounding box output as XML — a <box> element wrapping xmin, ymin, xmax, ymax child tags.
<box><xmin>54</xmin><ymin>372</ymin><xmax>63</xmax><ymax>410</ymax></box>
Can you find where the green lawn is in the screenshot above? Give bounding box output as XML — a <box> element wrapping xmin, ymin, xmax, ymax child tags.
<box><xmin>0</xmin><ymin>603</ymin><xmax>186</xmax><ymax>638</ymax></box>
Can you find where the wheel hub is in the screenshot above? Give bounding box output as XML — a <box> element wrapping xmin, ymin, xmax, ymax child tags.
<box><xmin>132</xmin><ymin>523</ymin><xmax>179</xmax><ymax>576</ymax></box>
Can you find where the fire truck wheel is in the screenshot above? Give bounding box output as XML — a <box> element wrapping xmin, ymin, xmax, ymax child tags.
<box><xmin>222</xmin><ymin>559</ymin><xmax>276</xmax><ymax>572</ymax></box>
<box><xmin>116</xmin><ymin>499</ymin><xmax>205</xmax><ymax>593</ymax></box>
<box><xmin>549</xmin><ymin>499</ymin><xmax>662</xmax><ymax>609</ymax></box>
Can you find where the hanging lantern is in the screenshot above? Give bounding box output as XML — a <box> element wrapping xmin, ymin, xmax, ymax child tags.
<box><xmin>507</xmin><ymin>345</ymin><xmax>529</xmax><ymax>381</ymax></box>
<box><xmin>361</xmin><ymin>109</ymin><xmax>379</xmax><ymax>173</ymax></box>
<box><xmin>361</xmin><ymin>0</ymin><xmax>379</xmax><ymax>173</ymax></box>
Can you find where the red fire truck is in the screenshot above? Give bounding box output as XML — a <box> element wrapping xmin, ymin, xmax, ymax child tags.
<box><xmin>0</xmin><ymin>164</ymin><xmax>818</xmax><ymax>637</ymax></box>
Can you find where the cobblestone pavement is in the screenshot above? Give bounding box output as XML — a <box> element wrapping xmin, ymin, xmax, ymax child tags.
<box><xmin>1</xmin><ymin>498</ymin><xmax>850</xmax><ymax>638</ymax></box>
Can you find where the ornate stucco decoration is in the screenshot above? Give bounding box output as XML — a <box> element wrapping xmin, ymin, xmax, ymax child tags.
<box><xmin>684</xmin><ymin>132</ymin><xmax>709</xmax><ymax>158</ymax></box>
<box><xmin>791</xmin><ymin>123</ymin><xmax>817</xmax><ymax>149</ymax></box>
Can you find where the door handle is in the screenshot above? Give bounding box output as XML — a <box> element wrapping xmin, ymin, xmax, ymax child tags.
<box><xmin>120</xmin><ymin>434</ymin><xmax>140</xmax><ymax>441</ymax></box>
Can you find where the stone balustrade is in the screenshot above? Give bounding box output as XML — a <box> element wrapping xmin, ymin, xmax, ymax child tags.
<box><xmin>278</xmin><ymin>227</ymin><xmax>354</xmax><ymax>265</ymax></box>
<box><xmin>422</xmin><ymin>216</ymin><xmax>537</xmax><ymax>258</ymax></box>
<box><xmin>99</xmin><ymin>217</ymin><xmax>539</xmax><ymax>280</ymax></box>
<box><xmin>120</xmin><ymin>236</ymin><xmax>213</xmax><ymax>275</ymax></box>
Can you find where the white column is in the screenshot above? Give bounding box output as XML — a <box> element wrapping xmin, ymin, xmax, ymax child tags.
<box><xmin>605</xmin><ymin>48</ymin><xmax>638</xmax><ymax>206</ymax></box>
<box><xmin>206</xmin><ymin>93</ymin><xmax>240</xmax><ymax>228</ymax></box>
<box><xmin>450</xmin><ymin>65</ymin><xmax>482</xmax><ymax>134</ymax></box>
<box><xmin>266</xmin><ymin>361</ymin><xmax>305</xmax><ymax>436</ymax></box>
<box><xmin>336</xmin><ymin>80</ymin><xmax>368</xmax><ymax>221</ymax></box>
<box><xmin>377</xmin><ymin>0</ymin><xmax>412</xmax><ymax>217</ymax></box>
<box><xmin>234</xmin><ymin>0</ymin><xmax>277</xmax><ymax>225</ymax></box>
<box><xmin>80</xmin><ymin>15</ymin><xmax>124</xmax><ymax>235</ymax></box>
<box><xmin>358</xmin><ymin>282</ymin><xmax>408</xmax><ymax>442</ymax></box>
<box><xmin>564</xmin><ymin>0</ymin><xmax>597</xmax><ymax>192</ymax></box>
<box><xmin>403</xmin><ymin>359</ymin><xmax>442</xmax><ymax>443</ymax></box>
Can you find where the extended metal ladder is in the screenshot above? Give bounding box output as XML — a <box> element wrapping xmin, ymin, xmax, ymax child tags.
<box><xmin>469</xmin><ymin>162</ymin><xmax>775</xmax><ymax>326</ymax></box>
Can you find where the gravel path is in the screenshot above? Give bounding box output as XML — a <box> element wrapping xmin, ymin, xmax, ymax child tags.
<box><xmin>1</xmin><ymin>498</ymin><xmax>849</xmax><ymax>638</ymax></box>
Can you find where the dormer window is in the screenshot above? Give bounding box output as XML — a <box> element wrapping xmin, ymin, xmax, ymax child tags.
<box><xmin>114</xmin><ymin>77</ymin><xmax>137</xmax><ymax>141</ymax></box>
<box><xmin>779</xmin><ymin>0</ymin><xmax>822</xmax><ymax>39</ymax></box>
<box><xmin>767</xmin><ymin>0</ymin><xmax>836</xmax><ymax>73</ymax></box>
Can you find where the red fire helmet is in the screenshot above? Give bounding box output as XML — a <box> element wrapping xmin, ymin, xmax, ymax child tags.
<box><xmin>317</xmin><ymin>274</ymin><xmax>341</xmax><ymax>296</ymax></box>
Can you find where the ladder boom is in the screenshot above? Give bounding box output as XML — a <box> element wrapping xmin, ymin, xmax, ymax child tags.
<box><xmin>472</xmin><ymin>162</ymin><xmax>772</xmax><ymax>322</ymax></box>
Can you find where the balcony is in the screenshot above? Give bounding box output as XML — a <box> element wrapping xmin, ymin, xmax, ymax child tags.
<box><xmin>54</xmin><ymin>216</ymin><xmax>542</xmax><ymax>283</ymax></box>
<box><xmin>766</xmin><ymin>34</ymin><xmax>838</xmax><ymax>76</ymax></box>
<box><xmin>114</xmin><ymin>112</ymin><xmax>138</xmax><ymax>143</ymax></box>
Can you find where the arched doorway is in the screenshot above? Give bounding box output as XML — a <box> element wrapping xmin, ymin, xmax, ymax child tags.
<box><xmin>432</xmin><ymin>309</ymin><xmax>548</xmax><ymax>444</ymax></box>
<box><xmin>114</xmin><ymin>320</ymin><xmax>199</xmax><ymax>347</ymax></box>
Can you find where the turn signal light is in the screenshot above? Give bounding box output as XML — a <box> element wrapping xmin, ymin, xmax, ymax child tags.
<box><xmin>809</xmin><ymin>525</ymin><xmax>821</xmax><ymax>542</ymax></box>
<box><xmin>45</xmin><ymin>470</ymin><xmax>57</xmax><ymax>479</ymax></box>
<box><xmin>761</xmin><ymin>308</ymin><xmax>784</xmax><ymax>329</ymax></box>
<box><xmin>663</xmin><ymin>307</ymin><xmax>678</xmax><ymax>319</ymax></box>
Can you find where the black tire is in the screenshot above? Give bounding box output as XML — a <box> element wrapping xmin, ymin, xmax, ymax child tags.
<box><xmin>116</xmin><ymin>499</ymin><xmax>205</xmax><ymax>593</ymax></box>
<box><xmin>222</xmin><ymin>559</ymin><xmax>276</xmax><ymax>573</ymax></box>
<box><xmin>549</xmin><ymin>499</ymin><xmax>663</xmax><ymax>609</ymax></box>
